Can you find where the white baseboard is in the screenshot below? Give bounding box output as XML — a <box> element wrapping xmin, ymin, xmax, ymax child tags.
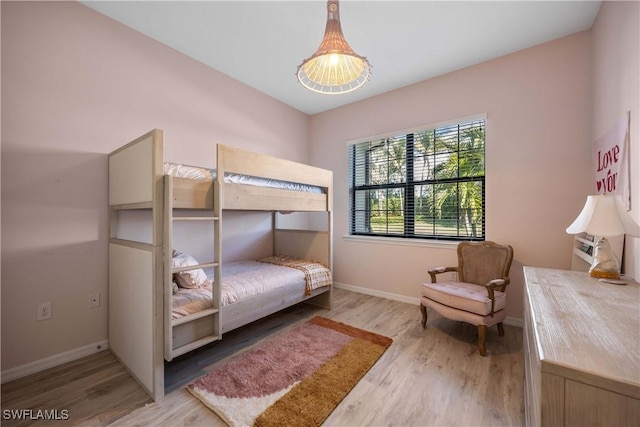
<box><xmin>505</xmin><ymin>317</ymin><xmax>523</xmax><ymax>328</ymax></box>
<box><xmin>334</xmin><ymin>282</ymin><xmax>523</xmax><ymax>328</ymax></box>
<box><xmin>1</xmin><ymin>340</ymin><xmax>109</xmax><ymax>384</ymax></box>
<box><xmin>334</xmin><ymin>281</ymin><xmax>419</xmax><ymax>305</ymax></box>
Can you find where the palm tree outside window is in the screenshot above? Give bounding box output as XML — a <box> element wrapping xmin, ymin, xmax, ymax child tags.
<box><xmin>349</xmin><ymin>118</ymin><xmax>485</xmax><ymax>241</ymax></box>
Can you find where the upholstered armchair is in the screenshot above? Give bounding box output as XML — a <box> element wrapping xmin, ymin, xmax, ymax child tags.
<box><xmin>420</xmin><ymin>241</ymin><xmax>514</xmax><ymax>356</ymax></box>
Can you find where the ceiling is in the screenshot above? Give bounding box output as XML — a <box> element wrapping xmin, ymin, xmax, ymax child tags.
<box><xmin>81</xmin><ymin>1</ymin><xmax>602</xmax><ymax>115</ymax></box>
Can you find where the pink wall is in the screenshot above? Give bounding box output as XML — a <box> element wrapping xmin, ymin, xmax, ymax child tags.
<box><xmin>1</xmin><ymin>1</ymin><xmax>309</xmax><ymax>372</ymax></box>
<box><xmin>591</xmin><ymin>0</ymin><xmax>640</xmax><ymax>279</ymax></box>
<box><xmin>309</xmin><ymin>31</ymin><xmax>593</xmax><ymax>321</ymax></box>
<box><xmin>3</xmin><ymin>0</ymin><xmax>637</xmax><ymax>375</ymax></box>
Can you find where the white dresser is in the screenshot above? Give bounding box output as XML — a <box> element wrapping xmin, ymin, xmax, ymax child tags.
<box><xmin>523</xmin><ymin>267</ymin><xmax>640</xmax><ymax>426</ymax></box>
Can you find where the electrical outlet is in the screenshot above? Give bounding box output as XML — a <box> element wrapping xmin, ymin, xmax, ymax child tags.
<box><xmin>37</xmin><ymin>302</ymin><xmax>52</xmax><ymax>321</ymax></box>
<box><xmin>450</xmin><ymin>272</ymin><xmax>457</xmax><ymax>280</ymax></box>
<box><xmin>89</xmin><ymin>293</ymin><xmax>100</xmax><ymax>308</ymax></box>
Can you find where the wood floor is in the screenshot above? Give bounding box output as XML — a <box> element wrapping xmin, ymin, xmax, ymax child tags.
<box><xmin>1</xmin><ymin>288</ymin><xmax>524</xmax><ymax>426</ymax></box>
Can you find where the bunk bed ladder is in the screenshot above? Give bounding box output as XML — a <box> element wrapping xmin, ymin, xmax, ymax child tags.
<box><xmin>163</xmin><ymin>176</ymin><xmax>221</xmax><ymax>361</ymax></box>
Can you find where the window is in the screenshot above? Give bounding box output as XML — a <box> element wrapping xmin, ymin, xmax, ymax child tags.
<box><xmin>349</xmin><ymin>118</ymin><xmax>485</xmax><ymax>241</ymax></box>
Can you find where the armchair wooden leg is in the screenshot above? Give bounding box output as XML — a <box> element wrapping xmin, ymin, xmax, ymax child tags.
<box><xmin>477</xmin><ymin>325</ymin><xmax>487</xmax><ymax>356</ymax></box>
<box><xmin>420</xmin><ymin>304</ymin><xmax>428</xmax><ymax>328</ymax></box>
<box><xmin>497</xmin><ymin>322</ymin><xmax>505</xmax><ymax>337</ymax></box>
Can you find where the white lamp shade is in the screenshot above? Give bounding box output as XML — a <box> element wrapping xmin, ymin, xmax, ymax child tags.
<box><xmin>566</xmin><ymin>194</ymin><xmax>640</xmax><ymax>237</ymax></box>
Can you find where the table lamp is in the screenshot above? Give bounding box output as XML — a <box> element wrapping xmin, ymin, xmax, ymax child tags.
<box><xmin>566</xmin><ymin>194</ymin><xmax>639</xmax><ymax>279</ymax></box>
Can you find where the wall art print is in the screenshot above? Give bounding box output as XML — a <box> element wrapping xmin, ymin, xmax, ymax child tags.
<box><xmin>593</xmin><ymin>111</ymin><xmax>631</xmax><ymax>210</ymax></box>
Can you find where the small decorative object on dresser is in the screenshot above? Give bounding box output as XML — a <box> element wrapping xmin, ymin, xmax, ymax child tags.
<box><xmin>523</xmin><ymin>267</ymin><xmax>639</xmax><ymax>427</ymax></box>
<box><xmin>566</xmin><ymin>194</ymin><xmax>640</xmax><ymax>279</ymax></box>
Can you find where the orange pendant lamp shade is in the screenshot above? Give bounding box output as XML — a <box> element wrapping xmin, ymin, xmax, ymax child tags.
<box><xmin>296</xmin><ymin>1</ymin><xmax>371</xmax><ymax>94</ymax></box>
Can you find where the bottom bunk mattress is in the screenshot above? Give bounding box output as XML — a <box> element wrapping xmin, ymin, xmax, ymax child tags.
<box><xmin>172</xmin><ymin>257</ymin><xmax>332</xmax><ymax>320</ymax></box>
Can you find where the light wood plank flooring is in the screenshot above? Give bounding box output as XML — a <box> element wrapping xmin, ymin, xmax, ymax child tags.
<box><xmin>1</xmin><ymin>288</ymin><xmax>524</xmax><ymax>426</ymax></box>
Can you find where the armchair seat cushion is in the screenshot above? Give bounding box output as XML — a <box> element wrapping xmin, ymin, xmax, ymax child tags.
<box><xmin>421</xmin><ymin>281</ymin><xmax>506</xmax><ymax>316</ymax></box>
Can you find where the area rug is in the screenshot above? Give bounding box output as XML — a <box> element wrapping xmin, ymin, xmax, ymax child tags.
<box><xmin>187</xmin><ymin>316</ymin><xmax>393</xmax><ymax>427</ymax></box>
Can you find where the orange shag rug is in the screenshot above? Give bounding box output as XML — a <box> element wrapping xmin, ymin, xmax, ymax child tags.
<box><xmin>187</xmin><ymin>317</ymin><xmax>392</xmax><ymax>427</ymax></box>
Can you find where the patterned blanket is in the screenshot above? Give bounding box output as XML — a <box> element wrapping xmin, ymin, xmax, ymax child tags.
<box><xmin>258</xmin><ymin>255</ymin><xmax>332</xmax><ymax>295</ymax></box>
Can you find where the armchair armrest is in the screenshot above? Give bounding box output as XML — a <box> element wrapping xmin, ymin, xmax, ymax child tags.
<box><xmin>488</xmin><ymin>278</ymin><xmax>505</xmax><ymax>287</ymax></box>
<box><xmin>487</xmin><ymin>277</ymin><xmax>510</xmax><ymax>292</ymax></box>
<box><xmin>484</xmin><ymin>277</ymin><xmax>511</xmax><ymax>316</ymax></box>
<box><xmin>427</xmin><ymin>266</ymin><xmax>458</xmax><ymax>283</ymax></box>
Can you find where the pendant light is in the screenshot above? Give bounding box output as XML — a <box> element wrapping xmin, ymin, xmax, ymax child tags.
<box><xmin>296</xmin><ymin>0</ymin><xmax>371</xmax><ymax>94</ymax></box>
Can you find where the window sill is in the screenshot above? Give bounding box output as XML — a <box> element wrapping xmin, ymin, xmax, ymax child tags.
<box><xmin>342</xmin><ymin>234</ymin><xmax>459</xmax><ymax>250</ymax></box>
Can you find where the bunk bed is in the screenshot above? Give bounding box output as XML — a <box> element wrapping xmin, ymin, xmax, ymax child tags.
<box><xmin>108</xmin><ymin>129</ymin><xmax>333</xmax><ymax>401</ymax></box>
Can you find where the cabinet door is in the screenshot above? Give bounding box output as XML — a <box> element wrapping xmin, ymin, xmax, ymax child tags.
<box><xmin>524</xmin><ymin>290</ymin><xmax>541</xmax><ymax>427</ymax></box>
<box><xmin>540</xmin><ymin>373</ymin><xmax>564</xmax><ymax>426</ymax></box>
<box><xmin>565</xmin><ymin>380</ymin><xmax>640</xmax><ymax>427</ymax></box>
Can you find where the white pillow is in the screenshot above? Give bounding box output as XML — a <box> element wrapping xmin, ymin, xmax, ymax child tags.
<box><xmin>172</xmin><ymin>250</ymin><xmax>209</xmax><ymax>289</ymax></box>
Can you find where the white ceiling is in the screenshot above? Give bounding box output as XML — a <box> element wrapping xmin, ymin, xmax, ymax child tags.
<box><xmin>81</xmin><ymin>1</ymin><xmax>602</xmax><ymax>115</ymax></box>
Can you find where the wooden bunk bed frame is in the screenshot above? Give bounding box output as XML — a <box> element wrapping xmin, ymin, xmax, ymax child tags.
<box><xmin>108</xmin><ymin>129</ymin><xmax>333</xmax><ymax>401</ymax></box>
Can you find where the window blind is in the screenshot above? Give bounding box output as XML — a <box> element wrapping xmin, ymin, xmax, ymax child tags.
<box><xmin>349</xmin><ymin>119</ymin><xmax>486</xmax><ymax>240</ymax></box>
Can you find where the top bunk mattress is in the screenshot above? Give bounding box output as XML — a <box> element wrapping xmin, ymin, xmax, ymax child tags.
<box><xmin>164</xmin><ymin>163</ymin><xmax>324</xmax><ymax>194</ymax></box>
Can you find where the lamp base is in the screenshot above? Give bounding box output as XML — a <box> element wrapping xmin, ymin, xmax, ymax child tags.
<box><xmin>588</xmin><ymin>237</ymin><xmax>621</xmax><ymax>280</ymax></box>
<box><xmin>589</xmin><ymin>270</ymin><xmax>621</xmax><ymax>280</ymax></box>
